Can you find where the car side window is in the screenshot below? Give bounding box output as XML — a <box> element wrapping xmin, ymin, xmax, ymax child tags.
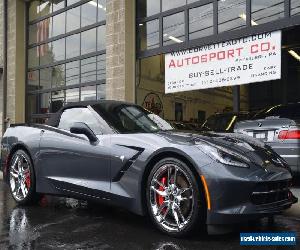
<box><xmin>58</xmin><ymin>108</ymin><xmax>102</xmax><ymax>135</ymax></box>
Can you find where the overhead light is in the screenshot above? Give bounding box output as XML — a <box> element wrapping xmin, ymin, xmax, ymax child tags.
<box><xmin>169</xmin><ymin>36</ymin><xmax>184</xmax><ymax>43</ymax></box>
<box><xmin>88</xmin><ymin>1</ymin><xmax>106</xmax><ymax>11</ymax></box>
<box><xmin>99</xmin><ymin>4</ymin><xmax>107</xmax><ymax>11</ymax></box>
<box><xmin>139</xmin><ymin>23</ymin><xmax>144</xmax><ymax>26</ymax></box>
<box><xmin>288</xmin><ymin>50</ymin><xmax>300</xmax><ymax>61</ymax></box>
<box><xmin>239</xmin><ymin>13</ymin><xmax>258</xmax><ymax>26</ymax></box>
<box><xmin>163</xmin><ymin>33</ymin><xmax>183</xmax><ymax>43</ymax></box>
<box><xmin>88</xmin><ymin>1</ymin><xmax>97</xmax><ymax>7</ymax></box>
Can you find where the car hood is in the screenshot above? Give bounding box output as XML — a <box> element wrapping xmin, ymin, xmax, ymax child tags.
<box><xmin>157</xmin><ymin>130</ymin><xmax>289</xmax><ymax>170</ymax></box>
<box><xmin>158</xmin><ymin>130</ymin><xmax>265</xmax><ymax>149</ymax></box>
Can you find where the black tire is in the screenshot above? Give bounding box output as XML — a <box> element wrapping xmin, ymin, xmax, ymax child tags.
<box><xmin>146</xmin><ymin>157</ymin><xmax>206</xmax><ymax>237</ymax></box>
<box><xmin>8</xmin><ymin>149</ymin><xmax>40</xmax><ymax>205</ymax></box>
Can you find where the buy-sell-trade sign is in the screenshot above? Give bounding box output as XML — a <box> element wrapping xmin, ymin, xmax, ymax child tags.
<box><xmin>165</xmin><ymin>30</ymin><xmax>281</xmax><ymax>94</ymax></box>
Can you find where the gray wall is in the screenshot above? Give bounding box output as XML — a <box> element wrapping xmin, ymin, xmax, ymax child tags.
<box><xmin>0</xmin><ymin>0</ymin><xmax>4</xmax><ymax>135</ymax></box>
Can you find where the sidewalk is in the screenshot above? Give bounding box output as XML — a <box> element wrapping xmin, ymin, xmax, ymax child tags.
<box><xmin>0</xmin><ymin>171</ymin><xmax>2</xmax><ymax>180</ymax></box>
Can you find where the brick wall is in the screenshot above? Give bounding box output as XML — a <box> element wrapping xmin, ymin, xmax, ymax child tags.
<box><xmin>106</xmin><ymin>0</ymin><xmax>135</xmax><ymax>102</ymax></box>
<box><xmin>0</xmin><ymin>0</ymin><xmax>3</xmax><ymax>67</ymax></box>
<box><xmin>106</xmin><ymin>0</ymin><xmax>126</xmax><ymax>100</ymax></box>
<box><xmin>6</xmin><ymin>0</ymin><xmax>17</xmax><ymax>124</ymax></box>
<box><xmin>0</xmin><ymin>0</ymin><xmax>4</xmax><ymax>135</ymax></box>
<box><xmin>1</xmin><ymin>0</ymin><xmax>25</xmax><ymax>129</ymax></box>
<box><xmin>0</xmin><ymin>0</ymin><xmax>26</xmax><ymax>135</ymax></box>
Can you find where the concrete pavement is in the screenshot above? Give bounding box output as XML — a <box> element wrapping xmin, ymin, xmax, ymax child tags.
<box><xmin>0</xmin><ymin>180</ymin><xmax>299</xmax><ymax>250</ymax></box>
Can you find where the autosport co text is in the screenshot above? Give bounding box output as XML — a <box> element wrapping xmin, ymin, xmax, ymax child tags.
<box><xmin>168</xmin><ymin>33</ymin><xmax>275</xmax><ymax>69</ymax></box>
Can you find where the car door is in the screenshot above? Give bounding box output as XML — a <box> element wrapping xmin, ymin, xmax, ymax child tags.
<box><xmin>37</xmin><ymin>107</ymin><xmax>111</xmax><ymax>198</ymax></box>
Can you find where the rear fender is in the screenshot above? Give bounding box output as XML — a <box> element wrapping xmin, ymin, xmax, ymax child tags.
<box><xmin>1</xmin><ymin>142</ymin><xmax>33</xmax><ymax>183</ymax></box>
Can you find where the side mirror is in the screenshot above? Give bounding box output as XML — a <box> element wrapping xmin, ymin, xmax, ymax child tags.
<box><xmin>70</xmin><ymin>122</ymin><xmax>98</xmax><ymax>143</ymax></box>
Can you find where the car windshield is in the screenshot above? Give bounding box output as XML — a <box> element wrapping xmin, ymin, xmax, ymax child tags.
<box><xmin>92</xmin><ymin>103</ymin><xmax>173</xmax><ymax>133</ymax></box>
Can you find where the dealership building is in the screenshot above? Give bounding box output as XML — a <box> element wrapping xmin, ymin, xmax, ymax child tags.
<box><xmin>0</xmin><ymin>0</ymin><xmax>300</xmax><ymax>134</ymax></box>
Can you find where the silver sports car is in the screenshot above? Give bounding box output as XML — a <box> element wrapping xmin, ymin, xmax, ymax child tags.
<box><xmin>0</xmin><ymin>101</ymin><xmax>297</xmax><ymax>237</ymax></box>
<box><xmin>234</xmin><ymin>103</ymin><xmax>300</xmax><ymax>176</ymax></box>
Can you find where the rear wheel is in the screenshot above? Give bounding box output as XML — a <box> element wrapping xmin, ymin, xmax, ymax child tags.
<box><xmin>9</xmin><ymin>150</ymin><xmax>39</xmax><ymax>205</ymax></box>
<box><xmin>146</xmin><ymin>158</ymin><xmax>206</xmax><ymax>237</ymax></box>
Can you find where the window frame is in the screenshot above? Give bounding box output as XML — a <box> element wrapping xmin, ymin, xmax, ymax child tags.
<box><xmin>25</xmin><ymin>0</ymin><xmax>107</xmax><ymax>123</ymax></box>
<box><xmin>136</xmin><ymin>0</ymin><xmax>300</xmax><ymax>59</ymax></box>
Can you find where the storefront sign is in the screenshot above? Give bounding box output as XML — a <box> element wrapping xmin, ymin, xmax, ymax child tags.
<box><xmin>165</xmin><ymin>31</ymin><xmax>282</xmax><ymax>93</ymax></box>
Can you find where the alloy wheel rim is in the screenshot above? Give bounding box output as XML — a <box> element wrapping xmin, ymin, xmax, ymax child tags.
<box><xmin>9</xmin><ymin>153</ymin><xmax>31</xmax><ymax>201</ymax></box>
<box><xmin>149</xmin><ymin>163</ymin><xmax>194</xmax><ymax>232</ymax></box>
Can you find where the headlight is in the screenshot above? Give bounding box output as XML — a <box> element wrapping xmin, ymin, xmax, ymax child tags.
<box><xmin>196</xmin><ymin>142</ymin><xmax>250</xmax><ymax>168</ymax></box>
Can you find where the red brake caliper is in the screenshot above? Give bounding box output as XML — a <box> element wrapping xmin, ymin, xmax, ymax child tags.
<box><xmin>25</xmin><ymin>171</ymin><xmax>31</xmax><ymax>189</ymax></box>
<box><xmin>157</xmin><ymin>176</ymin><xmax>167</xmax><ymax>207</ymax></box>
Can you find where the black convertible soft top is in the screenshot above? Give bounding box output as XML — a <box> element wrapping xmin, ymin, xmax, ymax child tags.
<box><xmin>46</xmin><ymin>100</ymin><xmax>137</xmax><ymax>127</ymax></box>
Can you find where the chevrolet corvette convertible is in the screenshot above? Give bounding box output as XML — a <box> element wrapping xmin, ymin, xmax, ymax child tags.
<box><xmin>0</xmin><ymin>101</ymin><xmax>297</xmax><ymax>237</ymax></box>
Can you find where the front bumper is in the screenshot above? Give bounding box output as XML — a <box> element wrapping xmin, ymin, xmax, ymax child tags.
<box><xmin>207</xmin><ymin>194</ymin><xmax>297</xmax><ymax>225</ymax></box>
<box><xmin>200</xmin><ymin>162</ymin><xmax>297</xmax><ymax>225</ymax></box>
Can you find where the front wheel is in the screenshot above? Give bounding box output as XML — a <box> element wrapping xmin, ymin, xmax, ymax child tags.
<box><xmin>146</xmin><ymin>158</ymin><xmax>206</xmax><ymax>237</ymax></box>
<box><xmin>9</xmin><ymin>150</ymin><xmax>39</xmax><ymax>205</ymax></box>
